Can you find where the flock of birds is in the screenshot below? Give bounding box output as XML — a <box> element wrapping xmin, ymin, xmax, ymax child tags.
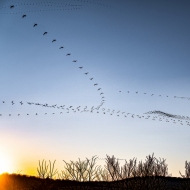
<box><xmin>0</xmin><ymin>0</ymin><xmax>112</xmax><ymax>15</ymax></box>
<box><xmin>119</xmin><ymin>91</ymin><xmax>190</xmax><ymax>101</ymax></box>
<box><xmin>0</xmin><ymin>2</ymin><xmax>189</xmax><ymax>127</ymax></box>
<box><xmin>1</xmin><ymin>100</ymin><xmax>190</xmax><ymax>126</ymax></box>
<box><xmin>1</xmin><ymin>3</ymin><xmax>83</xmax><ymax>14</ymax></box>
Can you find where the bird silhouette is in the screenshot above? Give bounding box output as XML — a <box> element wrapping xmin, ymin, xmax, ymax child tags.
<box><xmin>52</xmin><ymin>39</ymin><xmax>56</xmax><ymax>42</ymax></box>
<box><xmin>98</xmin><ymin>88</ymin><xmax>101</xmax><ymax>91</ymax></box>
<box><xmin>136</xmin><ymin>91</ymin><xmax>138</xmax><ymax>93</ymax></box>
<box><xmin>22</xmin><ymin>15</ymin><xmax>26</xmax><ymax>18</ymax></box>
<box><xmin>90</xmin><ymin>78</ymin><xmax>93</xmax><ymax>80</ymax></box>
<box><xmin>10</xmin><ymin>5</ymin><xmax>14</xmax><ymax>8</ymax></box>
<box><xmin>94</xmin><ymin>83</ymin><xmax>98</xmax><ymax>86</ymax></box>
<box><xmin>33</xmin><ymin>23</ymin><xmax>37</xmax><ymax>27</ymax></box>
<box><xmin>100</xmin><ymin>93</ymin><xmax>104</xmax><ymax>95</ymax></box>
<box><xmin>66</xmin><ymin>53</ymin><xmax>71</xmax><ymax>56</ymax></box>
<box><xmin>43</xmin><ymin>32</ymin><xmax>48</xmax><ymax>35</ymax></box>
<box><xmin>72</xmin><ymin>60</ymin><xmax>77</xmax><ymax>62</ymax></box>
<box><xmin>2</xmin><ymin>101</ymin><xmax>5</xmax><ymax>103</ymax></box>
<box><xmin>11</xmin><ymin>101</ymin><xmax>14</xmax><ymax>105</ymax></box>
<box><xmin>20</xmin><ymin>101</ymin><xmax>23</xmax><ymax>105</ymax></box>
<box><xmin>84</xmin><ymin>72</ymin><xmax>89</xmax><ymax>75</ymax></box>
<box><xmin>119</xmin><ymin>91</ymin><xmax>121</xmax><ymax>92</ymax></box>
<box><xmin>79</xmin><ymin>67</ymin><xmax>83</xmax><ymax>69</ymax></box>
<box><xmin>59</xmin><ymin>46</ymin><xmax>64</xmax><ymax>49</ymax></box>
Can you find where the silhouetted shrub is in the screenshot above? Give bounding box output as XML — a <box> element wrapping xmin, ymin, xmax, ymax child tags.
<box><xmin>179</xmin><ymin>161</ymin><xmax>190</xmax><ymax>178</ymax></box>
<box><xmin>104</xmin><ymin>153</ymin><xmax>170</xmax><ymax>181</ymax></box>
<box><xmin>37</xmin><ymin>160</ymin><xmax>58</xmax><ymax>179</ymax></box>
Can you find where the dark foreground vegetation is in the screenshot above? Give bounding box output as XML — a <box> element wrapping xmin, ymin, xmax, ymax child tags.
<box><xmin>1</xmin><ymin>154</ymin><xmax>190</xmax><ymax>190</ymax></box>
<box><xmin>1</xmin><ymin>174</ymin><xmax>190</xmax><ymax>190</ymax></box>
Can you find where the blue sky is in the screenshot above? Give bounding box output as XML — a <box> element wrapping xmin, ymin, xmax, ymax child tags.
<box><xmin>0</xmin><ymin>0</ymin><xmax>190</xmax><ymax>176</ymax></box>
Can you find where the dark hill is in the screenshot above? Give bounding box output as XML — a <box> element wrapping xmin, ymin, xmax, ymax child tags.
<box><xmin>1</xmin><ymin>173</ymin><xmax>190</xmax><ymax>190</ymax></box>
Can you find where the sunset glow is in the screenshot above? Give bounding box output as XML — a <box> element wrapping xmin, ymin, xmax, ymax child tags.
<box><xmin>0</xmin><ymin>154</ymin><xmax>12</xmax><ymax>174</ymax></box>
<box><xmin>0</xmin><ymin>0</ymin><xmax>190</xmax><ymax>179</ymax></box>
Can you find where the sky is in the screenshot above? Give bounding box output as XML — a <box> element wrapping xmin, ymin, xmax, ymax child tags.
<box><xmin>0</xmin><ymin>0</ymin><xmax>190</xmax><ymax>177</ymax></box>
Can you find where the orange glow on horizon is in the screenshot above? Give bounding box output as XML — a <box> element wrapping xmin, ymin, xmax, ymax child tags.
<box><xmin>0</xmin><ymin>153</ymin><xmax>13</xmax><ymax>174</ymax></box>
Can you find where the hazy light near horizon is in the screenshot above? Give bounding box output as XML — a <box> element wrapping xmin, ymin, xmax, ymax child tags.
<box><xmin>0</xmin><ymin>152</ymin><xmax>13</xmax><ymax>174</ymax></box>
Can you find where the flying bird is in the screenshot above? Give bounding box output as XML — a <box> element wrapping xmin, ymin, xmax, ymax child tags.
<box><xmin>20</xmin><ymin>101</ymin><xmax>23</xmax><ymax>105</ymax></box>
<box><xmin>100</xmin><ymin>93</ymin><xmax>104</xmax><ymax>95</ymax></box>
<box><xmin>43</xmin><ymin>32</ymin><xmax>48</xmax><ymax>35</ymax></box>
<box><xmin>52</xmin><ymin>39</ymin><xmax>56</xmax><ymax>42</ymax></box>
<box><xmin>90</xmin><ymin>78</ymin><xmax>93</xmax><ymax>80</ymax></box>
<box><xmin>72</xmin><ymin>60</ymin><xmax>77</xmax><ymax>62</ymax></box>
<box><xmin>11</xmin><ymin>101</ymin><xmax>14</xmax><ymax>105</ymax></box>
<box><xmin>22</xmin><ymin>15</ymin><xmax>26</xmax><ymax>18</ymax></box>
<box><xmin>33</xmin><ymin>23</ymin><xmax>37</xmax><ymax>27</ymax></box>
<box><xmin>10</xmin><ymin>5</ymin><xmax>14</xmax><ymax>8</ymax></box>
<box><xmin>59</xmin><ymin>46</ymin><xmax>64</xmax><ymax>49</ymax></box>
<box><xmin>98</xmin><ymin>88</ymin><xmax>101</xmax><ymax>91</ymax></box>
<box><xmin>94</xmin><ymin>83</ymin><xmax>98</xmax><ymax>86</ymax></box>
<box><xmin>66</xmin><ymin>53</ymin><xmax>71</xmax><ymax>56</ymax></box>
<box><xmin>84</xmin><ymin>72</ymin><xmax>89</xmax><ymax>75</ymax></box>
<box><xmin>2</xmin><ymin>101</ymin><xmax>5</xmax><ymax>103</ymax></box>
<box><xmin>79</xmin><ymin>67</ymin><xmax>83</xmax><ymax>69</ymax></box>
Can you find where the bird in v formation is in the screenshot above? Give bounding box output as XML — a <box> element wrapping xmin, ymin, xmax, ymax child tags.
<box><xmin>10</xmin><ymin>4</ymin><xmax>190</xmax><ymax>113</ymax></box>
<box><xmin>13</xmin><ymin>9</ymin><xmax>184</xmax><ymax>119</ymax></box>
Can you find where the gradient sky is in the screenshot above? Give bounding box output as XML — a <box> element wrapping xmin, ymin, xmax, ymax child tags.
<box><xmin>0</xmin><ymin>0</ymin><xmax>190</xmax><ymax>177</ymax></box>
